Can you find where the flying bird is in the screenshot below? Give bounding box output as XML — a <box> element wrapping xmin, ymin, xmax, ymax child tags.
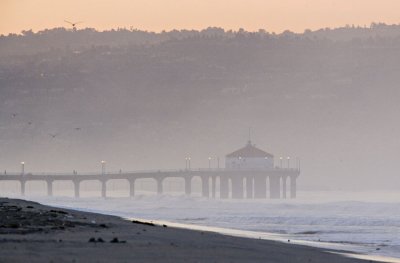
<box><xmin>11</xmin><ymin>113</ymin><xmax>17</xmax><ymax>118</ymax></box>
<box><xmin>64</xmin><ymin>20</ymin><xmax>83</xmax><ymax>30</ymax></box>
<box><xmin>49</xmin><ymin>133</ymin><xmax>60</xmax><ymax>139</ymax></box>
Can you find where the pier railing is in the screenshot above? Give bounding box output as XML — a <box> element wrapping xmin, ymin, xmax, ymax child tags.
<box><xmin>1</xmin><ymin>167</ymin><xmax>300</xmax><ymax>177</ymax></box>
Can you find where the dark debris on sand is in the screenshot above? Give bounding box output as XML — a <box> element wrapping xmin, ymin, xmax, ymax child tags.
<box><xmin>0</xmin><ymin>200</ymin><xmax>106</xmax><ymax>234</ymax></box>
<box><xmin>132</xmin><ymin>220</ymin><xmax>155</xmax><ymax>226</ymax></box>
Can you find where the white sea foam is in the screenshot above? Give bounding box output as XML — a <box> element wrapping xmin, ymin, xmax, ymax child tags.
<box><xmin>9</xmin><ymin>191</ymin><xmax>400</xmax><ymax>259</ymax></box>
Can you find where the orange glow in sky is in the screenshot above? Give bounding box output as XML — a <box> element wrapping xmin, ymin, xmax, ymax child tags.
<box><xmin>1</xmin><ymin>0</ymin><xmax>400</xmax><ymax>35</ymax></box>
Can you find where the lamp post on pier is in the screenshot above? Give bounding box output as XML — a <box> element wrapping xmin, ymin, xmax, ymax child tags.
<box><xmin>21</xmin><ymin>162</ymin><xmax>25</xmax><ymax>175</ymax></box>
<box><xmin>101</xmin><ymin>161</ymin><xmax>106</xmax><ymax>175</ymax></box>
<box><xmin>287</xmin><ymin>157</ymin><xmax>290</xmax><ymax>169</ymax></box>
<box><xmin>208</xmin><ymin>157</ymin><xmax>212</xmax><ymax>169</ymax></box>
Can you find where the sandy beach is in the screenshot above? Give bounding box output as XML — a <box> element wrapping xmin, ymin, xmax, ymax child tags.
<box><xmin>0</xmin><ymin>198</ymin><xmax>383</xmax><ymax>263</ymax></box>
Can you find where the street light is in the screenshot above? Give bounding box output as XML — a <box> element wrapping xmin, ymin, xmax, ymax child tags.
<box><xmin>287</xmin><ymin>157</ymin><xmax>290</xmax><ymax>169</ymax></box>
<box><xmin>101</xmin><ymin>161</ymin><xmax>106</xmax><ymax>175</ymax></box>
<box><xmin>188</xmin><ymin>157</ymin><xmax>191</xmax><ymax>170</ymax></box>
<box><xmin>208</xmin><ymin>157</ymin><xmax>212</xmax><ymax>169</ymax></box>
<box><xmin>21</xmin><ymin>162</ymin><xmax>25</xmax><ymax>175</ymax></box>
<box><xmin>279</xmin><ymin>157</ymin><xmax>283</xmax><ymax>168</ymax></box>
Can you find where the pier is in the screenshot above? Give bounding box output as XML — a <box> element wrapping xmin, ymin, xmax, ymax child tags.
<box><xmin>0</xmin><ymin>168</ymin><xmax>299</xmax><ymax>199</ymax></box>
<box><xmin>0</xmin><ymin>141</ymin><xmax>300</xmax><ymax>199</ymax></box>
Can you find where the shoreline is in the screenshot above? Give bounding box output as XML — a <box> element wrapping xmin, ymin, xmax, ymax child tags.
<box><xmin>0</xmin><ymin>197</ymin><xmax>392</xmax><ymax>263</ymax></box>
<box><xmin>132</xmin><ymin>218</ymin><xmax>400</xmax><ymax>263</ymax></box>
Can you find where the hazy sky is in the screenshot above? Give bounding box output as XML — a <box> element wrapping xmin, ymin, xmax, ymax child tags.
<box><xmin>2</xmin><ymin>0</ymin><xmax>400</xmax><ymax>35</ymax></box>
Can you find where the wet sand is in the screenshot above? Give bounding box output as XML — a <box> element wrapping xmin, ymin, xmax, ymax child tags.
<box><xmin>0</xmin><ymin>197</ymin><xmax>380</xmax><ymax>263</ymax></box>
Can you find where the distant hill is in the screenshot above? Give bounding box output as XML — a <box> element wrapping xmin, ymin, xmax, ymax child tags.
<box><xmin>3</xmin><ymin>23</ymin><xmax>400</xmax><ymax>55</ymax></box>
<box><xmin>1</xmin><ymin>25</ymin><xmax>400</xmax><ymax>190</ymax></box>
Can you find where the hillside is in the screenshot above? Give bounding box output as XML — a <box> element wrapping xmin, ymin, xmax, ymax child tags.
<box><xmin>1</xmin><ymin>25</ymin><xmax>400</xmax><ymax>189</ymax></box>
